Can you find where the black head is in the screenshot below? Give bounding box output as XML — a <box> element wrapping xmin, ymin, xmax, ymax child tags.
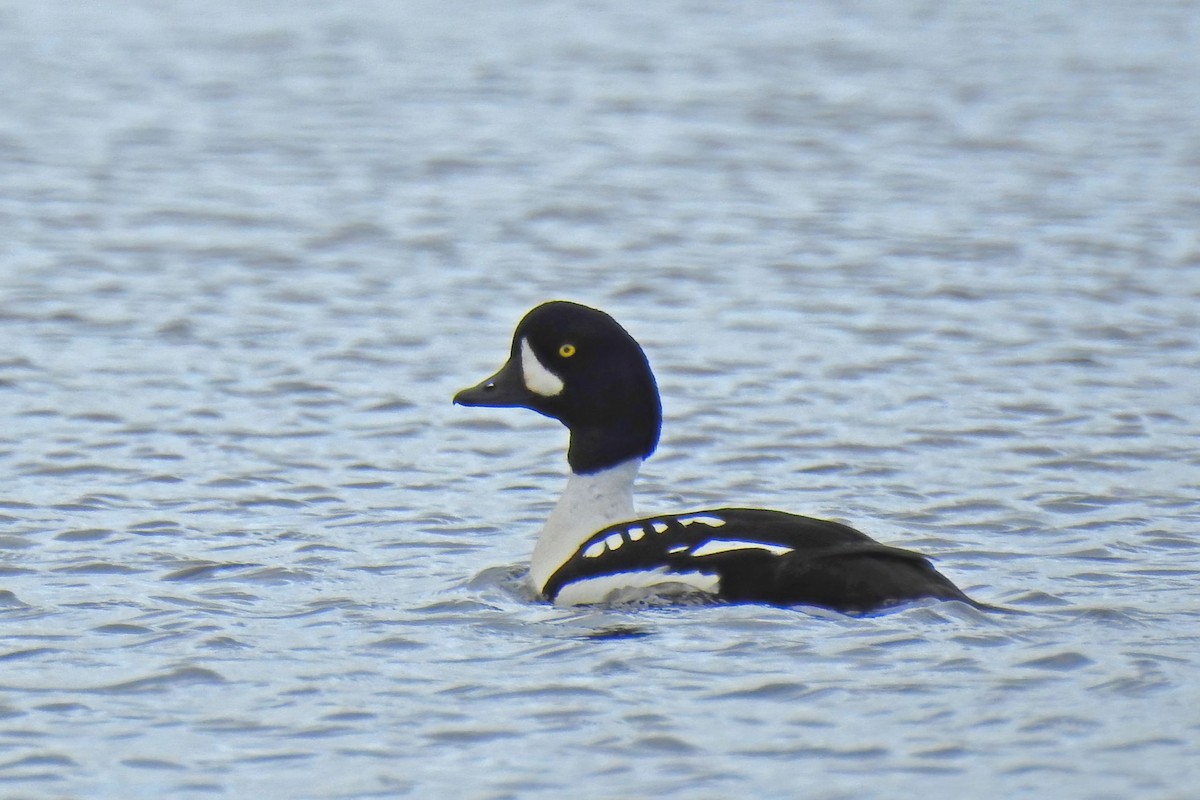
<box><xmin>453</xmin><ymin>301</ymin><xmax>662</xmax><ymax>474</ymax></box>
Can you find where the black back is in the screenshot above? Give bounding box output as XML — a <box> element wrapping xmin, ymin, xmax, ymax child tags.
<box><xmin>543</xmin><ymin>508</ymin><xmax>975</xmax><ymax>613</ymax></box>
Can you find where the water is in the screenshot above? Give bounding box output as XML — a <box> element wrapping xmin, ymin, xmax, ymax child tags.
<box><xmin>2</xmin><ymin>1</ymin><xmax>1199</xmax><ymax>797</ymax></box>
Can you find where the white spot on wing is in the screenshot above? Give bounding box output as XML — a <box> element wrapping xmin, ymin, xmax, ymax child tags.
<box><xmin>689</xmin><ymin>539</ymin><xmax>795</xmax><ymax>558</ymax></box>
<box><xmin>677</xmin><ymin>515</ymin><xmax>726</xmax><ymax>527</ymax></box>
<box><xmin>605</xmin><ymin>533</ymin><xmax>623</xmax><ymax>551</ymax></box>
<box><xmin>583</xmin><ymin>541</ymin><xmax>606</xmax><ymax>558</ymax></box>
<box><xmin>667</xmin><ymin>544</ymin><xmax>688</xmax><ymax>554</ymax></box>
<box><xmin>628</xmin><ymin>526</ymin><xmax>645</xmax><ymax>541</ymax></box>
<box><xmin>651</xmin><ymin>521</ymin><xmax>669</xmax><ymax>534</ymax></box>
<box><xmin>520</xmin><ymin>338</ymin><xmax>564</xmax><ymax>397</ymax></box>
<box><xmin>553</xmin><ymin>568</ymin><xmax>720</xmax><ymax>605</ymax></box>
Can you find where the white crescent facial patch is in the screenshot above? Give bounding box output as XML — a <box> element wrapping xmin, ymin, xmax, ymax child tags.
<box><xmin>520</xmin><ymin>338</ymin><xmax>564</xmax><ymax>397</ymax></box>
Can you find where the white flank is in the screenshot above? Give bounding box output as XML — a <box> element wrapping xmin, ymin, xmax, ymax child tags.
<box><xmin>520</xmin><ymin>338</ymin><xmax>564</xmax><ymax>397</ymax></box>
<box><xmin>689</xmin><ymin>539</ymin><xmax>795</xmax><ymax>558</ymax></box>
<box><xmin>677</xmin><ymin>514</ymin><xmax>726</xmax><ymax>527</ymax></box>
<box><xmin>554</xmin><ymin>568</ymin><xmax>720</xmax><ymax>606</ymax></box>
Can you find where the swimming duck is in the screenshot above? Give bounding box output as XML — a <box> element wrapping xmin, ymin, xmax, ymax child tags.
<box><xmin>454</xmin><ymin>300</ymin><xmax>979</xmax><ymax>613</ymax></box>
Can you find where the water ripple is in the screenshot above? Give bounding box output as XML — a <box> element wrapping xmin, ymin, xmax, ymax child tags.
<box><xmin>95</xmin><ymin>667</ymin><xmax>227</xmax><ymax>695</ymax></box>
<box><xmin>1</xmin><ymin>1</ymin><xmax>1198</xmax><ymax>798</ymax></box>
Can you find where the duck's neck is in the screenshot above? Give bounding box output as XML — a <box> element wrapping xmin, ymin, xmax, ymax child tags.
<box><xmin>529</xmin><ymin>457</ymin><xmax>641</xmax><ymax>595</ymax></box>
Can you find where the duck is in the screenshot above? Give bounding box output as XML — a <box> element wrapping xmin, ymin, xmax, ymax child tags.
<box><xmin>453</xmin><ymin>300</ymin><xmax>981</xmax><ymax>613</ymax></box>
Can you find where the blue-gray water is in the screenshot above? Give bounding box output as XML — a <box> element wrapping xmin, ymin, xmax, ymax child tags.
<box><xmin>2</xmin><ymin>1</ymin><xmax>1199</xmax><ymax>798</ymax></box>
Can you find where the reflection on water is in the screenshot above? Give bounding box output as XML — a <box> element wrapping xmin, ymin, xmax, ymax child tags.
<box><xmin>2</xmin><ymin>1</ymin><xmax>1198</xmax><ymax>797</ymax></box>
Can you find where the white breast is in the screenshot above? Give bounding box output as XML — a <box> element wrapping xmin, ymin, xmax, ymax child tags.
<box><xmin>529</xmin><ymin>458</ymin><xmax>640</xmax><ymax>595</ymax></box>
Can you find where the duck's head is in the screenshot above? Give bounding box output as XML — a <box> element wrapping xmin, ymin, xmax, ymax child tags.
<box><xmin>454</xmin><ymin>301</ymin><xmax>662</xmax><ymax>474</ymax></box>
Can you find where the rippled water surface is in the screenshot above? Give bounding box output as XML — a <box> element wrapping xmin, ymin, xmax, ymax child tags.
<box><xmin>3</xmin><ymin>1</ymin><xmax>1200</xmax><ymax>797</ymax></box>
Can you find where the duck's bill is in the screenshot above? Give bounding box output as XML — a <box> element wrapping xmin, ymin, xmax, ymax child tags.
<box><xmin>453</xmin><ymin>358</ymin><xmax>530</xmax><ymax>408</ymax></box>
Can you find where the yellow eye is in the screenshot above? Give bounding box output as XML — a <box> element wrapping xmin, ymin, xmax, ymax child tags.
<box><xmin>558</xmin><ymin>343</ymin><xmax>576</xmax><ymax>358</ymax></box>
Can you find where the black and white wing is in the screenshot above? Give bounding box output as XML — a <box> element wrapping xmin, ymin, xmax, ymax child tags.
<box><xmin>542</xmin><ymin>507</ymin><xmax>973</xmax><ymax>613</ymax></box>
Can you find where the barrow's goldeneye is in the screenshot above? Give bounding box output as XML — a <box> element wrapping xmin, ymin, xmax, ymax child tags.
<box><xmin>454</xmin><ymin>300</ymin><xmax>981</xmax><ymax>613</ymax></box>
